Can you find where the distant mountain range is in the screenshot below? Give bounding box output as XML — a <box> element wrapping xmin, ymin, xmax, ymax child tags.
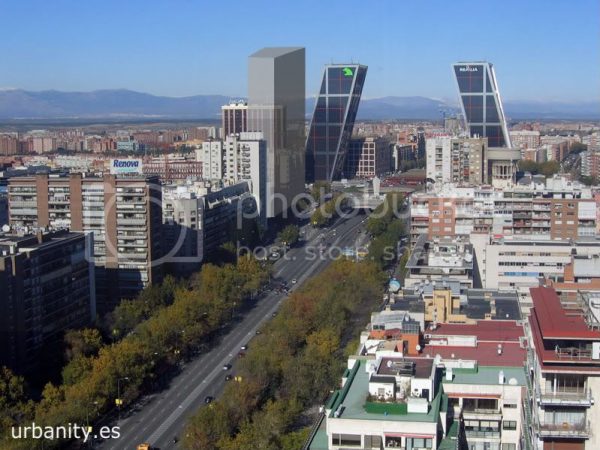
<box><xmin>0</xmin><ymin>89</ymin><xmax>598</xmax><ymax>121</ymax></box>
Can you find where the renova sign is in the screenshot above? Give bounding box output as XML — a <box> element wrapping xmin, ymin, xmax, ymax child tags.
<box><xmin>110</xmin><ymin>158</ymin><xmax>143</xmax><ymax>174</ymax></box>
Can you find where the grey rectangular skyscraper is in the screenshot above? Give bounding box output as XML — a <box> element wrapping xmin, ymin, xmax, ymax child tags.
<box><xmin>248</xmin><ymin>47</ymin><xmax>305</xmax><ymax>218</ymax></box>
<box><xmin>452</xmin><ymin>62</ymin><xmax>511</xmax><ymax>148</ymax></box>
<box><xmin>306</xmin><ymin>64</ymin><xmax>367</xmax><ymax>182</ymax></box>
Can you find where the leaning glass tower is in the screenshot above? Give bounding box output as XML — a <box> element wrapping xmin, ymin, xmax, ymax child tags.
<box><xmin>305</xmin><ymin>64</ymin><xmax>367</xmax><ymax>182</ymax></box>
<box><xmin>452</xmin><ymin>62</ymin><xmax>511</xmax><ymax>148</ymax></box>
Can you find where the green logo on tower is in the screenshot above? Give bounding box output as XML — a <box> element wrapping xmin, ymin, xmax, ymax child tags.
<box><xmin>342</xmin><ymin>67</ymin><xmax>353</xmax><ymax>77</ymax></box>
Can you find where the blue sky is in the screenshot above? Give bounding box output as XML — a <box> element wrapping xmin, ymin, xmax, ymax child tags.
<box><xmin>1</xmin><ymin>0</ymin><xmax>598</xmax><ymax>102</ymax></box>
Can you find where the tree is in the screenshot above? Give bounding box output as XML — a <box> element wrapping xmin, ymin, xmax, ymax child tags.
<box><xmin>579</xmin><ymin>175</ymin><xmax>598</xmax><ymax>186</ymax></box>
<box><xmin>518</xmin><ymin>159</ymin><xmax>539</xmax><ymax>173</ymax></box>
<box><xmin>310</xmin><ymin>181</ymin><xmax>331</xmax><ymax>204</ymax></box>
<box><xmin>0</xmin><ymin>367</ymin><xmax>34</xmax><ymax>433</ymax></box>
<box><xmin>278</xmin><ymin>225</ymin><xmax>300</xmax><ymax>247</ymax></box>
<box><xmin>569</xmin><ymin>142</ymin><xmax>587</xmax><ymax>154</ymax></box>
<box><xmin>64</xmin><ymin>328</ymin><xmax>103</xmax><ymax>361</ymax></box>
<box><xmin>310</xmin><ymin>207</ymin><xmax>328</xmax><ymax>227</ymax></box>
<box><xmin>539</xmin><ymin>160</ymin><xmax>560</xmax><ymax>177</ymax></box>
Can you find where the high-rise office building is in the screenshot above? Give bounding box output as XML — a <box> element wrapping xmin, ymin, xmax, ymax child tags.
<box><xmin>8</xmin><ymin>173</ymin><xmax>163</xmax><ymax>314</ymax></box>
<box><xmin>306</xmin><ymin>64</ymin><xmax>367</xmax><ymax>182</ymax></box>
<box><xmin>0</xmin><ymin>229</ymin><xmax>95</xmax><ymax>373</ymax></box>
<box><xmin>221</xmin><ymin>101</ymin><xmax>248</xmax><ymax>137</ymax></box>
<box><xmin>247</xmin><ymin>47</ymin><xmax>305</xmax><ymax>219</ymax></box>
<box><xmin>452</xmin><ymin>61</ymin><xmax>511</xmax><ymax>148</ymax></box>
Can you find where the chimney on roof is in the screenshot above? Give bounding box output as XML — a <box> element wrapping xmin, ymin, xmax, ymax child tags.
<box><xmin>498</xmin><ymin>370</ymin><xmax>505</xmax><ymax>384</ymax></box>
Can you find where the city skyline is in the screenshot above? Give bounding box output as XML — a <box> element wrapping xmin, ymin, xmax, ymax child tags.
<box><xmin>1</xmin><ymin>0</ymin><xmax>599</xmax><ymax>102</ymax></box>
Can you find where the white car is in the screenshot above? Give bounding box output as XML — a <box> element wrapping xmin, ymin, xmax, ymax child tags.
<box><xmin>291</xmin><ymin>278</ymin><xmax>297</xmax><ymax>284</ymax></box>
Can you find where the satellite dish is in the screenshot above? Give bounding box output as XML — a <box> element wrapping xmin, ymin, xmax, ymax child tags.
<box><xmin>387</xmin><ymin>360</ymin><xmax>393</xmax><ymax>368</ymax></box>
<box><xmin>416</xmin><ymin>344</ymin><xmax>422</xmax><ymax>352</ymax></box>
<box><xmin>509</xmin><ymin>378</ymin><xmax>518</xmax><ymax>385</ymax></box>
<box><xmin>1</xmin><ymin>224</ymin><xmax>9</xmax><ymax>232</ymax></box>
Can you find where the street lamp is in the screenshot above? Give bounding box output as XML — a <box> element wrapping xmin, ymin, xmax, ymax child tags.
<box><xmin>116</xmin><ymin>377</ymin><xmax>129</xmax><ymax>420</ymax></box>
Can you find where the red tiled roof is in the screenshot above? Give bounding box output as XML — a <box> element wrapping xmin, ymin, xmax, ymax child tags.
<box><xmin>530</xmin><ymin>287</ymin><xmax>600</xmax><ymax>340</ymax></box>
<box><xmin>422</xmin><ymin>342</ymin><xmax>526</xmax><ymax>367</ymax></box>
<box><xmin>427</xmin><ymin>320</ymin><xmax>524</xmax><ymax>342</ymax></box>
<box><xmin>529</xmin><ymin>315</ymin><xmax>600</xmax><ymax>373</ymax></box>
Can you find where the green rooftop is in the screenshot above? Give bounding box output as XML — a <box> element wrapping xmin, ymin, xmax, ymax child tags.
<box><xmin>443</xmin><ymin>365</ymin><xmax>526</xmax><ymax>386</ymax></box>
<box><xmin>363</xmin><ymin>401</ymin><xmax>408</xmax><ymax>415</ymax></box>
<box><xmin>329</xmin><ymin>359</ymin><xmax>445</xmax><ymax>422</ymax></box>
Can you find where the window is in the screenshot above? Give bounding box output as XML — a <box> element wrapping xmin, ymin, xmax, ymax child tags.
<box><xmin>332</xmin><ymin>434</ymin><xmax>361</xmax><ymax>447</ymax></box>
<box><xmin>364</xmin><ymin>435</ymin><xmax>381</xmax><ymax>448</ymax></box>
<box><xmin>503</xmin><ymin>403</ymin><xmax>517</xmax><ymax>409</ymax></box>
<box><xmin>407</xmin><ymin>437</ymin><xmax>433</xmax><ymax>449</ymax></box>
<box><xmin>503</xmin><ymin>420</ymin><xmax>517</xmax><ymax>430</ymax></box>
<box><xmin>502</xmin><ymin>444</ymin><xmax>516</xmax><ymax>450</ymax></box>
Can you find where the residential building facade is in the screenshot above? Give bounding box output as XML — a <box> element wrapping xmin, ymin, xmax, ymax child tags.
<box><xmin>7</xmin><ymin>173</ymin><xmax>163</xmax><ymax>314</ymax></box>
<box><xmin>0</xmin><ymin>230</ymin><xmax>95</xmax><ymax>373</ymax></box>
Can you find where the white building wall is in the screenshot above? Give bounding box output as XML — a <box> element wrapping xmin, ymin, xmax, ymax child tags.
<box><xmin>426</xmin><ymin>137</ymin><xmax>451</xmax><ymax>184</ymax></box>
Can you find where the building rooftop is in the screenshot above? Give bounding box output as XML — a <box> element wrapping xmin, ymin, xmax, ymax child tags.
<box><xmin>443</xmin><ymin>365</ymin><xmax>526</xmax><ymax>386</ymax></box>
<box><xmin>328</xmin><ymin>359</ymin><xmax>444</xmax><ymax>423</ymax></box>
<box><xmin>530</xmin><ymin>287</ymin><xmax>600</xmax><ymax>340</ymax></box>
<box><xmin>406</xmin><ymin>234</ymin><xmax>474</xmax><ymax>271</ymax></box>
<box><xmin>427</xmin><ymin>320</ymin><xmax>524</xmax><ymax>342</ymax></box>
<box><xmin>0</xmin><ymin>229</ymin><xmax>85</xmax><ymax>254</ymax></box>
<box><xmin>423</xmin><ymin>342</ymin><xmax>526</xmax><ymax>367</ymax></box>
<box><xmin>377</xmin><ymin>357</ymin><xmax>434</xmax><ymax>379</ymax></box>
<box><xmin>249</xmin><ymin>47</ymin><xmax>304</xmax><ymax>58</ymax></box>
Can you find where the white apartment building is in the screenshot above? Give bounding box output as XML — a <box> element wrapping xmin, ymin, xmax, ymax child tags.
<box><xmin>409</xmin><ymin>177</ymin><xmax>597</xmax><ymax>243</ymax></box>
<box><xmin>197</xmin><ymin>139</ymin><xmax>224</xmax><ymax>180</ymax></box>
<box><xmin>470</xmin><ymin>234</ymin><xmax>600</xmax><ymax>313</ymax></box>
<box><xmin>426</xmin><ymin>136</ymin><xmax>487</xmax><ymax>185</ymax></box>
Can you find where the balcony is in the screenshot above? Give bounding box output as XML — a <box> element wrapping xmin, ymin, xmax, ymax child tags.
<box><xmin>8</xmin><ymin>200</ymin><xmax>37</xmax><ymax>208</ymax></box>
<box><xmin>554</xmin><ymin>346</ymin><xmax>592</xmax><ymax>361</ymax></box>
<box><xmin>513</xmin><ymin>211</ymin><xmax>532</xmax><ymax>217</ymax></box>
<box><xmin>537</xmin><ymin>388</ymin><xmax>593</xmax><ymax>407</ymax></box>
<box><xmin>465</xmin><ymin>429</ymin><xmax>500</xmax><ymax>439</ymax></box>
<box><xmin>117</xmin><ymin>218</ymin><xmax>147</xmax><ymax>226</ymax></box>
<box><xmin>537</xmin><ymin>420</ymin><xmax>590</xmax><ymax>438</ymax></box>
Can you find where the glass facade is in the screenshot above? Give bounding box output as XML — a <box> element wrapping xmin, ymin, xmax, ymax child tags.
<box><xmin>305</xmin><ymin>64</ymin><xmax>367</xmax><ymax>181</ymax></box>
<box><xmin>453</xmin><ymin>62</ymin><xmax>511</xmax><ymax>148</ymax></box>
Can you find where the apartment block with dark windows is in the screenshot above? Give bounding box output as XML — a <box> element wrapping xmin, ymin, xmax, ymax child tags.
<box><xmin>0</xmin><ymin>230</ymin><xmax>95</xmax><ymax>374</ymax></box>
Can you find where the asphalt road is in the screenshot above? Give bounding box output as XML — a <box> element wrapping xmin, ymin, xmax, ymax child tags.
<box><xmin>99</xmin><ymin>211</ymin><xmax>368</xmax><ymax>450</ymax></box>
